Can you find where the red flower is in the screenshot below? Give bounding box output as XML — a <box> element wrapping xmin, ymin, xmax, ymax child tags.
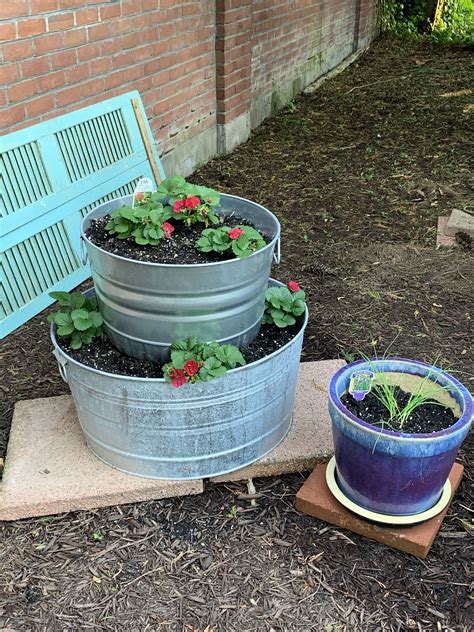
<box><xmin>228</xmin><ymin>227</ymin><xmax>243</xmax><ymax>240</ymax></box>
<box><xmin>173</xmin><ymin>199</ymin><xmax>185</xmax><ymax>213</ymax></box>
<box><xmin>169</xmin><ymin>368</ymin><xmax>187</xmax><ymax>388</ymax></box>
<box><xmin>162</xmin><ymin>221</ymin><xmax>174</xmax><ymax>239</ymax></box>
<box><xmin>135</xmin><ymin>192</ymin><xmax>144</xmax><ymax>201</ymax></box>
<box><xmin>183</xmin><ymin>359</ymin><xmax>199</xmax><ymax>376</ymax></box>
<box><xmin>288</xmin><ymin>281</ymin><xmax>300</xmax><ymax>292</ymax></box>
<box><xmin>185</xmin><ymin>196</ymin><xmax>200</xmax><ymax>210</ymax></box>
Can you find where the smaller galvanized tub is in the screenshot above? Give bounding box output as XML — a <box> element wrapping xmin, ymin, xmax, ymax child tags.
<box><xmin>52</xmin><ymin>281</ymin><xmax>308</xmax><ymax>480</ymax></box>
<box><xmin>81</xmin><ymin>194</ymin><xmax>280</xmax><ymax>362</ymax></box>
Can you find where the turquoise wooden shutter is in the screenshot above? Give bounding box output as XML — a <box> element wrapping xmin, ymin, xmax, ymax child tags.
<box><xmin>0</xmin><ymin>91</ymin><xmax>165</xmax><ymax>338</ymax></box>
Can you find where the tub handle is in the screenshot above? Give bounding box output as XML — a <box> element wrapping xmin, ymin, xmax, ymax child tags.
<box><xmin>53</xmin><ymin>348</ymin><xmax>68</xmax><ymax>384</ymax></box>
<box><xmin>273</xmin><ymin>236</ymin><xmax>281</xmax><ymax>265</ymax></box>
<box><xmin>80</xmin><ymin>236</ymin><xmax>88</xmax><ymax>266</ymax></box>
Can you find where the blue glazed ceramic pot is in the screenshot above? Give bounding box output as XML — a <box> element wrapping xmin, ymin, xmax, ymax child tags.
<box><xmin>328</xmin><ymin>358</ymin><xmax>473</xmax><ymax>516</ymax></box>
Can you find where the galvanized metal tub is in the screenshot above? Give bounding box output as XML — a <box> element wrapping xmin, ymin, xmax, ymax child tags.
<box><xmin>81</xmin><ymin>194</ymin><xmax>280</xmax><ymax>362</ymax></box>
<box><xmin>51</xmin><ymin>280</ymin><xmax>307</xmax><ymax>480</ymax></box>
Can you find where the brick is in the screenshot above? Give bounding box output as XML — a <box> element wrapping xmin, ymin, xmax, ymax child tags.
<box><xmin>48</xmin><ymin>11</ymin><xmax>75</xmax><ymax>31</ymax></box>
<box><xmin>62</xmin><ymin>27</ymin><xmax>88</xmax><ymax>48</ymax></box>
<box><xmin>34</xmin><ymin>33</ymin><xmax>62</xmax><ymax>55</ymax></box>
<box><xmin>81</xmin><ymin>77</ymin><xmax>105</xmax><ymax>97</ymax></box>
<box><xmin>0</xmin><ymin>0</ymin><xmax>29</xmax><ymax>20</ymax></box>
<box><xmin>100</xmin><ymin>3</ymin><xmax>122</xmax><ymax>20</ymax></box>
<box><xmin>104</xmin><ymin>69</ymin><xmax>127</xmax><ymax>90</ymax></box>
<box><xmin>3</xmin><ymin>40</ymin><xmax>34</xmax><ymax>62</ymax></box>
<box><xmin>0</xmin><ymin>396</ymin><xmax>203</xmax><ymax>521</ymax></box>
<box><xmin>50</xmin><ymin>48</ymin><xmax>76</xmax><ymax>69</ymax></box>
<box><xmin>31</xmin><ymin>0</ymin><xmax>59</xmax><ymax>13</ymax></box>
<box><xmin>55</xmin><ymin>85</ymin><xmax>82</xmax><ymax>107</ymax></box>
<box><xmin>436</xmin><ymin>216</ymin><xmax>456</xmax><ymax>248</ymax></box>
<box><xmin>295</xmin><ymin>462</ymin><xmax>464</xmax><ymax>558</ymax></box>
<box><xmin>8</xmin><ymin>78</ymin><xmax>38</xmax><ymax>103</ymax></box>
<box><xmin>21</xmin><ymin>56</ymin><xmax>51</xmax><ymax>78</ymax></box>
<box><xmin>65</xmin><ymin>62</ymin><xmax>90</xmax><ymax>83</ymax></box>
<box><xmin>38</xmin><ymin>70</ymin><xmax>65</xmax><ymax>91</ymax></box>
<box><xmin>87</xmin><ymin>22</ymin><xmax>111</xmax><ymax>42</ymax></box>
<box><xmin>77</xmin><ymin>42</ymin><xmax>100</xmax><ymax>62</ymax></box>
<box><xmin>0</xmin><ymin>63</ymin><xmax>20</xmax><ymax>85</ymax></box>
<box><xmin>0</xmin><ymin>22</ymin><xmax>17</xmax><ymax>42</ymax></box>
<box><xmin>17</xmin><ymin>17</ymin><xmax>47</xmax><ymax>38</ymax></box>
<box><xmin>26</xmin><ymin>94</ymin><xmax>55</xmax><ymax>118</ymax></box>
<box><xmin>75</xmin><ymin>7</ymin><xmax>99</xmax><ymax>26</ymax></box>
<box><xmin>0</xmin><ymin>104</ymin><xmax>26</xmax><ymax>130</ymax></box>
<box><xmin>89</xmin><ymin>56</ymin><xmax>112</xmax><ymax>75</ymax></box>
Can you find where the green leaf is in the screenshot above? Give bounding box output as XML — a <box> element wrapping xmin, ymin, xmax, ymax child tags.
<box><xmin>56</xmin><ymin>324</ymin><xmax>75</xmax><ymax>336</ymax></box>
<box><xmin>89</xmin><ymin>311</ymin><xmax>103</xmax><ymax>327</ymax></box>
<box><xmin>49</xmin><ymin>291</ymin><xmax>73</xmax><ymax>306</ymax></box>
<box><xmin>237</xmin><ymin>235</ymin><xmax>249</xmax><ymax>250</ymax></box>
<box><xmin>222</xmin><ymin>345</ymin><xmax>246</xmax><ymax>368</ymax></box>
<box><xmin>71</xmin><ymin>293</ymin><xmax>86</xmax><ymax>309</ymax></box>
<box><xmin>134</xmin><ymin>236</ymin><xmax>150</xmax><ymax>245</ymax></box>
<box><xmin>73</xmin><ymin>318</ymin><xmax>93</xmax><ymax>331</ymax></box>
<box><xmin>170</xmin><ymin>350</ymin><xmax>186</xmax><ymax>367</ymax></box>
<box><xmin>70</xmin><ymin>332</ymin><xmax>83</xmax><ymax>349</ymax></box>
<box><xmin>119</xmin><ymin>206</ymin><xmax>138</xmax><ymax>221</ymax></box>
<box><xmin>231</xmin><ymin>243</ymin><xmax>252</xmax><ymax>258</ymax></box>
<box><xmin>53</xmin><ymin>312</ymin><xmax>72</xmax><ymax>327</ymax></box>
<box><xmin>209</xmin><ymin>365</ymin><xmax>227</xmax><ymax>377</ymax></box>
<box><xmin>171</xmin><ymin>340</ymin><xmax>189</xmax><ymax>352</ymax></box>
<box><xmin>71</xmin><ymin>309</ymin><xmax>89</xmax><ymax>321</ymax></box>
<box><xmin>204</xmin><ymin>357</ymin><xmax>222</xmax><ymax>371</ymax></box>
<box><xmin>115</xmin><ymin>222</ymin><xmax>131</xmax><ymax>234</ymax></box>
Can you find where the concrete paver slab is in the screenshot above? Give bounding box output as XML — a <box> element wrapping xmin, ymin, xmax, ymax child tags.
<box><xmin>0</xmin><ymin>396</ymin><xmax>203</xmax><ymax>521</ymax></box>
<box><xmin>211</xmin><ymin>360</ymin><xmax>343</xmax><ymax>482</ymax></box>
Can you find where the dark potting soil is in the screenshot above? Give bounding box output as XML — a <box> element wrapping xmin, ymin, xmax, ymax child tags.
<box><xmin>85</xmin><ymin>213</ymin><xmax>268</xmax><ymax>265</ymax></box>
<box><xmin>340</xmin><ymin>387</ymin><xmax>458</xmax><ymax>435</ymax></box>
<box><xmin>58</xmin><ymin>321</ymin><xmax>302</xmax><ymax>378</ymax></box>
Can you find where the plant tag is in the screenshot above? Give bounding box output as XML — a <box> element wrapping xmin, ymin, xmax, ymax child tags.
<box><xmin>349</xmin><ymin>370</ymin><xmax>374</xmax><ymax>401</ymax></box>
<box><xmin>133</xmin><ymin>177</ymin><xmax>155</xmax><ymax>207</ymax></box>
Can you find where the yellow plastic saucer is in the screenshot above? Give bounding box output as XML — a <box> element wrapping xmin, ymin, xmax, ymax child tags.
<box><xmin>325</xmin><ymin>456</ymin><xmax>452</xmax><ymax>526</ymax></box>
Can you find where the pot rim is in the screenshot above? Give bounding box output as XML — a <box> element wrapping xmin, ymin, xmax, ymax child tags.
<box><xmin>51</xmin><ymin>278</ymin><xmax>308</xmax><ymax>383</ymax></box>
<box><xmin>329</xmin><ymin>357</ymin><xmax>473</xmax><ymax>440</ymax></box>
<box><xmin>80</xmin><ymin>192</ymin><xmax>281</xmax><ymax>268</ymax></box>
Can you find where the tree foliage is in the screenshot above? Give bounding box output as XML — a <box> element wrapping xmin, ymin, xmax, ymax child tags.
<box><xmin>379</xmin><ymin>0</ymin><xmax>474</xmax><ymax>42</ymax></box>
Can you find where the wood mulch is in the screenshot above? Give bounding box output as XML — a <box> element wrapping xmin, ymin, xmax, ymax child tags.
<box><xmin>1</xmin><ymin>36</ymin><xmax>473</xmax><ymax>630</ymax></box>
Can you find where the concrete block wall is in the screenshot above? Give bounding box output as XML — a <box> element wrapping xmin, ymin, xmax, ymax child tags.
<box><xmin>0</xmin><ymin>0</ymin><xmax>377</xmax><ymax>175</ymax></box>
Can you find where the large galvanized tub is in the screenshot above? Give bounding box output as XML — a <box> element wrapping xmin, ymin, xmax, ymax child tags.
<box><xmin>51</xmin><ymin>281</ymin><xmax>307</xmax><ymax>480</ymax></box>
<box><xmin>81</xmin><ymin>194</ymin><xmax>280</xmax><ymax>362</ymax></box>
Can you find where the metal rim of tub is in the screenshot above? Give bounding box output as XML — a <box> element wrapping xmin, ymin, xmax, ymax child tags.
<box><xmin>80</xmin><ymin>192</ymin><xmax>281</xmax><ymax>268</ymax></box>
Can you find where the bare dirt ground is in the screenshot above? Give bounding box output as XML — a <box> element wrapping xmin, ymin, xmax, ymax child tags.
<box><xmin>1</xmin><ymin>36</ymin><xmax>473</xmax><ymax>630</ymax></box>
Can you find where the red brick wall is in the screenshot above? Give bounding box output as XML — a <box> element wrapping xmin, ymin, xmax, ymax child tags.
<box><xmin>0</xmin><ymin>0</ymin><xmax>216</xmax><ymax>160</ymax></box>
<box><xmin>0</xmin><ymin>0</ymin><xmax>377</xmax><ymax>168</ymax></box>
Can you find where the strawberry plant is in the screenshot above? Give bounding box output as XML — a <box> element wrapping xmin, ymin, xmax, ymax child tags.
<box><xmin>196</xmin><ymin>225</ymin><xmax>266</xmax><ymax>259</ymax></box>
<box><xmin>156</xmin><ymin>176</ymin><xmax>221</xmax><ymax>228</ymax></box>
<box><xmin>163</xmin><ymin>336</ymin><xmax>246</xmax><ymax>387</ymax></box>
<box><xmin>263</xmin><ymin>282</ymin><xmax>306</xmax><ymax>328</ymax></box>
<box><xmin>48</xmin><ymin>291</ymin><xmax>103</xmax><ymax>349</ymax></box>
<box><xmin>104</xmin><ymin>193</ymin><xmax>173</xmax><ymax>245</ymax></box>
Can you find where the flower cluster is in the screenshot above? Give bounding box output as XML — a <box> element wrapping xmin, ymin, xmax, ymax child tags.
<box><xmin>105</xmin><ymin>176</ymin><xmax>268</xmax><ymax>259</ymax></box>
<box><xmin>105</xmin><ymin>193</ymin><xmax>173</xmax><ymax>246</ymax></box>
<box><xmin>157</xmin><ymin>176</ymin><xmax>221</xmax><ymax>228</ymax></box>
<box><xmin>163</xmin><ymin>337</ymin><xmax>246</xmax><ymax>388</ymax></box>
<box><xmin>196</xmin><ymin>225</ymin><xmax>266</xmax><ymax>259</ymax></box>
<box><xmin>262</xmin><ymin>281</ymin><xmax>306</xmax><ymax>328</ymax></box>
